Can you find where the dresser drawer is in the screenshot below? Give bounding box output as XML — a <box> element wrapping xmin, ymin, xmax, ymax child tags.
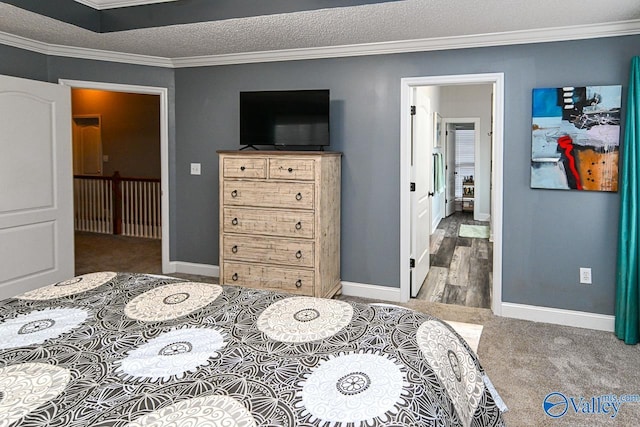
<box><xmin>223</xmin><ymin>262</ymin><xmax>314</xmax><ymax>294</ymax></box>
<box><xmin>269</xmin><ymin>158</ymin><xmax>315</xmax><ymax>180</ymax></box>
<box><xmin>223</xmin><ymin>181</ymin><xmax>314</xmax><ymax>209</ymax></box>
<box><xmin>223</xmin><ymin>235</ymin><xmax>314</xmax><ymax>268</ymax></box>
<box><xmin>223</xmin><ymin>157</ymin><xmax>267</xmax><ymax>178</ymax></box>
<box><xmin>223</xmin><ymin>207</ymin><xmax>314</xmax><ymax>238</ymax></box>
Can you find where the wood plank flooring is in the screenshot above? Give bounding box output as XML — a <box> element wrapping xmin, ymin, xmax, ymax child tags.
<box><xmin>415</xmin><ymin>212</ymin><xmax>492</xmax><ymax>309</ymax></box>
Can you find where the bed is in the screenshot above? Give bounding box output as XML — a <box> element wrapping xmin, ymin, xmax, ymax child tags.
<box><xmin>0</xmin><ymin>272</ymin><xmax>506</xmax><ymax>426</ymax></box>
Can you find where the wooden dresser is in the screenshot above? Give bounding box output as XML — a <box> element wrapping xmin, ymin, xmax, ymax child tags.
<box><xmin>218</xmin><ymin>151</ymin><xmax>341</xmax><ymax>298</ymax></box>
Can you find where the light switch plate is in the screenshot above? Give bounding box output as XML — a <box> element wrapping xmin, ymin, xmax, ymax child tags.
<box><xmin>190</xmin><ymin>163</ymin><xmax>201</xmax><ymax>175</ymax></box>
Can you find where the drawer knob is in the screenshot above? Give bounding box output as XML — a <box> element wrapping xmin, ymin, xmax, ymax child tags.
<box><xmin>288</xmin><ymin>167</ymin><xmax>293</xmax><ymax>173</ymax></box>
<box><xmin>295</xmin><ymin>279</ymin><xmax>302</xmax><ymax>288</ymax></box>
<box><xmin>231</xmin><ymin>190</ymin><xmax>238</xmax><ymax>198</ymax></box>
<box><xmin>295</xmin><ymin>192</ymin><xmax>302</xmax><ymax>201</ymax></box>
<box><xmin>231</xmin><ymin>245</ymin><xmax>238</xmax><ymax>253</ymax></box>
<box><xmin>232</xmin><ymin>273</ymin><xmax>238</xmax><ymax>281</ymax></box>
<box><xmin>295</xmin><ymin>221</ymin><xmax>302</xmax><ymax>230</ymax></box>
<box><xmin>231</xmin><ymin>218</ymin><xmax>238</xmax><ymax>226</ymax></box>
<box><xmin>295</xmin><ymin>250</ymin><xmax>302</xmax><ymax>259</ymax></box>
<box><xmin>240</xmin><ymin>166</ymin><xmax>245</xmax><ymax>171</ymax></box>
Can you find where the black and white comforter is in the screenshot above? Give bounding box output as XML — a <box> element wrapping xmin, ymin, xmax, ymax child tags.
<box><xmin>0</xmin><ymin>272</ymin><xmax>506</xmax><ymax>426</ymax></box>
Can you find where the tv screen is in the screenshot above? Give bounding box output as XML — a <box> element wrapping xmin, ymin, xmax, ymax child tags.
<box><xmin>240</xmin><ymin>90</ymin><xmax>330</xmax><ymax>148</ymax></box>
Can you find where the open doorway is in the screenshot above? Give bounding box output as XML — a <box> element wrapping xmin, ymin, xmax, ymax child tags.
<box><xmin>400</xmin><ymin>73</ymin><xmax>504</xmax><ymax>315</ymax></box>
<box><xmin>428</xmin><ymin>117</ymin><xmax>493</xmax><ymax>308</ymax></box>
<box><xmin>71</xmin><ymin>89</ymin><xmax>162</xmax><ymax>275</ymax></box>
<box><xmin>60</xmin><ymin>79</ymin><xmax>171</xmax><ymax>274</ymax></box>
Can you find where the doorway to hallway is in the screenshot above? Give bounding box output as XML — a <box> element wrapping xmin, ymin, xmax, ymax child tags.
<box><xmin>400</xmin><ymin>72</ymin><xmax>504</xmax><ymax>315</ymax></box>
<box><xmin>60</xmin><ymin>79</ymin><xmax>171</xmax><ymax>274</ymax></box>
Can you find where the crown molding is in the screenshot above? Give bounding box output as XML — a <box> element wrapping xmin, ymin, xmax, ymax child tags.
<box><xmin>0</xmin><ymin>31</ymin><xmax>174</xmax><ymax>68</ymax></box>
<box><xmin>172</xmin><ymin>18</ymin><xmax>640</xmax><ymax>68</ymax></box>
<box><xmin>74</xmin><ymin>0</ymin><xmax>178</xmax><ymax>10</ymax></box>
<box><xmin>1</xmin><ymin>18</ymin><xmax>640</xmax><ymax>69</ymax></box>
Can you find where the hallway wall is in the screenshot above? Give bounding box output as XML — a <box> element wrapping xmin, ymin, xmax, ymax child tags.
<box><xmin>440</xmin><ymin>84</ymin><xmax>493</xmax><ymax>221</ymax></box>
<box><xmin>72</xmin><ymin>89</ymin><xmax>161</xmax><ymax>179</ymax></box>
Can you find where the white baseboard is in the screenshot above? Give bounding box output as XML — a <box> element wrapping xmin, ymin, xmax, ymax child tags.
<box><xmin>341</xmin><ymin>281</ymin><xmax>402</xmax><ymax>302</ymax></box>
<box><xmin>501</xmin><ymin>302</ymin><xmax>615</xmax><ymax>332</ymax></box>
<box><xmin>166</xmin><ymin>262</ymin><xmax>219</xmax><ymax>278</ymax></box>
<box><xmin>158</xmin><ymin>267</ymin><xmax>615</xmax><ymax>332</ymax></box>
<box><xmin>343</xmin><ymin>281</ymin><xmax>615</xmax><ymax>332</ymax></box>
<box><xmin>431</xmin><ymin>214</ymin><xmax>442</xmax><ymax>235</ymax></box>
<box><xmin>475</xmin><ymin>213</ymin><xmax>491</xmax><ymax>222</ymax></box>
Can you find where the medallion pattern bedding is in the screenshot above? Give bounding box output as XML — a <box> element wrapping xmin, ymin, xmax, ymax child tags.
<box><xmin>0</xmin><ymin>272</ymin><xmax>506</xmax><ymax>426</ymax></box>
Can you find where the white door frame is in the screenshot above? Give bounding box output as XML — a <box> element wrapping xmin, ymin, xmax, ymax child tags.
<box><xmin>59</xmin><ymin>79</ymin><xmax>171</xmax><ymax>273</ymax></box>
<box><xmin>400</xmin><ymin>73</ymin><xmax>504</xmax><ymax>315</ymax></box>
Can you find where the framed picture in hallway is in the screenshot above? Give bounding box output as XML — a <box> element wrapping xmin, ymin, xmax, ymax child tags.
<box><xmin>434</xmin><ymin>112</ymin><xmax>442</xmax><ymax>148</ymax></box>
<box><xmin>530</xmin><ymin>85</ymin><xmax>621</xmax><ymax>192</ymax></box>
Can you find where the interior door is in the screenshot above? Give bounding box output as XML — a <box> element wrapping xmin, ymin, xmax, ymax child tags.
<box><xmin>410</xmin><ymin>87</ymin><xmax>432</xmax><ymax>297</ymax></box>
<box><xmin>445</xmin><ymin>124</ymin><xmax>456</xmax><ymax>216</ymax></box>
<box><xmin>73</xmin><ymin>118</ymin><xmax>102</xmax><ymax>176</ymax></box>
<box><xmin>0</xmin><ymin>74</ymin><xmax>74</xmax><ymax>300</ymax></box>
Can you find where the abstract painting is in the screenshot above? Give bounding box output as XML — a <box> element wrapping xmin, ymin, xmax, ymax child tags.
<box><xmin>531</xmin><ymin>85</ymin><xmax>621</xmax><ymax>191</ymax></box>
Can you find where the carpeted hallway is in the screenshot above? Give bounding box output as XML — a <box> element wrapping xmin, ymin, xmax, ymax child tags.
<box><xmin>75</xmin><ymin>231</ymin><xmax>640</xmax><ymax>426</ymax></box>
<box><xmin>75</xmin><ymin>231</ymin><xmax>163</xmax><ymax>276</ymax></box>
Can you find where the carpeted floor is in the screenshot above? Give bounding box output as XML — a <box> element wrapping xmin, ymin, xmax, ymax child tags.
<box><xmin>75</xmin><ymin>231</ymin><xmax>163</xmax><ymax>275</ymax></box>
<box><xmin>74</xmin><ymin>232</ymin><xmax>640</xmax><ymax>426</ymax></box>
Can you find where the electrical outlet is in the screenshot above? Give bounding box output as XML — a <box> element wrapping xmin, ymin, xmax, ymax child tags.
<box><xmin>579</xmin><ymin>267</ymin><xmax>592</xmax><ymax>285</ymax></box>
<box><xmin>190</xmin><ymin>163</ymin><xmax>201</xmax><ymax>175</ymax></box>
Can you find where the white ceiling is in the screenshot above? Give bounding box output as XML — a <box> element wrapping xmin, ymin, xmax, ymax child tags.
<box><xmin>1</xmin><ymin>0</ymin><xmax>640</xmax><ymax>66</ymax></box>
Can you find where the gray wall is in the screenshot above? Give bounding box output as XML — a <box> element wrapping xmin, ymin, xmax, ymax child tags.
<box><xmin>0</xmin><ymin>45</ymin><xmax>48</xmax><ymax>81</ymax></box>
<box><xmin>1</xmin><ymin>34</ymin><xmax>636</xmax><ymax>316</ymax></box>
<box><xmin>174</xmin><ymin>35</ymin><xmax>637</xmax><ymax>315</ymax></box>
<box><xmin>72</xmin><ymin>90</ymin><xmax>162</xmax><ymax>179</ymax></box>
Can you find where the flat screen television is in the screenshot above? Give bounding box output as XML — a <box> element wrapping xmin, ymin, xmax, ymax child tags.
<box><xmin>240</xmin><ymin>90</ymin><xmax>330</xmax><ymax>149</ymax></box>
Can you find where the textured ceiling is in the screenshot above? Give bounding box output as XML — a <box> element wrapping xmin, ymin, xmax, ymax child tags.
<box><xmin>1</xmin><ymin>0</ymin><xmax>640</xmax><ymax>59</ymax></box>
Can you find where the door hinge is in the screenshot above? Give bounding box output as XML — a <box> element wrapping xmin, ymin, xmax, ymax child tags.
<box><xmin>410</xmin><ymin>182</ymin><xmax>416</xmax><ymax>192</ymax></box>
<box><xmin>410</xmin><ymin>106</ymin><xmax>416</xmax><ymax>115</ymax></box>
<box><xmin>410</xmin><ymin>258</ymin><xmax>415</xmax><ymax>268</ymax></box>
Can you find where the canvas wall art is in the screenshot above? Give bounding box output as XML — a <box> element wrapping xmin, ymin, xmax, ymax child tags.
<box><xmin>531</xmin><ymin>85</ymin><xmax>621</xmax><ymax>191</ymax></box>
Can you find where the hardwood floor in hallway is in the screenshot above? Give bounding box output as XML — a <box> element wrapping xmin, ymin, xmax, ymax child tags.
<box><xmin>415</xmin><ymin>212</ymin><xmax>492</xmax><ymax>309</ymax></box>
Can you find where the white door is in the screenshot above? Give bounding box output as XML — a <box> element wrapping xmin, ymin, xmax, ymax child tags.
<box><xmin>410</xmin><ymin>88</ymin><xmax>432</xmax><ymax>297</ymax></box>
<box><xmin>445</xmin><ymin>124</ymin><xmax>456</xmax><ymax>216</ymax></box>
<box><xmin>73</xmin><ymin>118</ymin><xmax>102</xmax><ymax>175</ymax></box>
<box><xmin>0</xmin><ymin>74</ymin><xmax>74</xmax><ymax>300</ymax></box>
